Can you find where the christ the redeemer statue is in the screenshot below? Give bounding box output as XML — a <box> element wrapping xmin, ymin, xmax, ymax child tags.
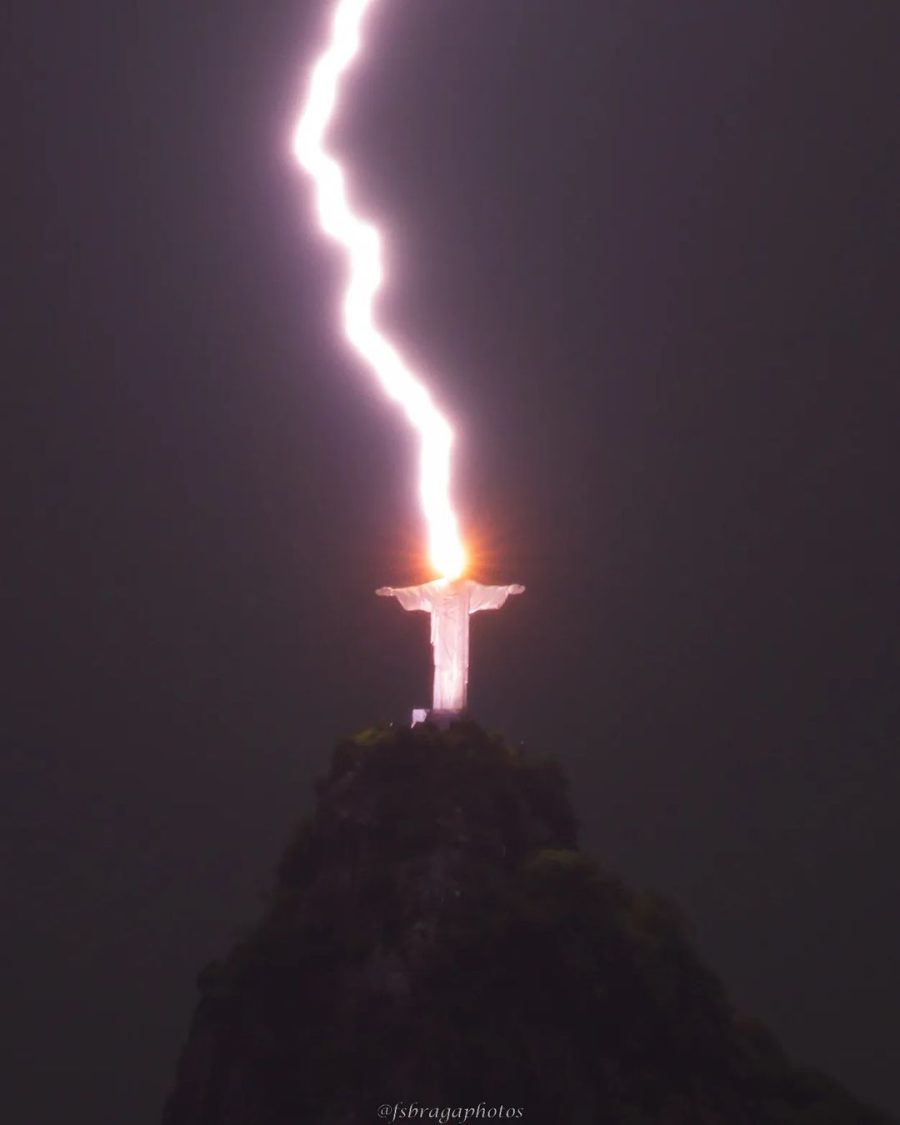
<box><xmin>376</xmin><ymin>578</ymin><xmax>525</xmax><ymax>718</ymax></box>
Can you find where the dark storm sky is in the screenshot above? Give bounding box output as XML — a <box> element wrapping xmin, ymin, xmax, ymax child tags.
<box><xmin>4</xmin><ymin>2</ymin><xmax>899</xmax><ymax>1122</ymax></box>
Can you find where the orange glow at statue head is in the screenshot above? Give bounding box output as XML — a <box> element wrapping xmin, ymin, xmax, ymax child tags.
<box><xmin>293</xmin><ymin>0</ymin><xmax>467</xmax><ymax>581</ymax></box>
<box><xmin>432</xmin><ymin>521</ymin><xmax>466</xmax><ymax>581</ymax></box>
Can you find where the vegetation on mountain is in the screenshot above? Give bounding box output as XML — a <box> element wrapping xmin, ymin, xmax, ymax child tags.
<box><xmin>163</xmin><ymin>723</ymin><xmax>894</xmax><ymax>1125</ymax></box>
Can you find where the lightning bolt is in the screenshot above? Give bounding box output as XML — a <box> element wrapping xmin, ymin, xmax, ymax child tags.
<box><xmin>293</xmin><ymin>0</ymin><xmax>466</xmax><ymax>580</ymax></box>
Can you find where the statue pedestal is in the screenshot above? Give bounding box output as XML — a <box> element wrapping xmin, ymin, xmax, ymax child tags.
<box><xmin>411</xmin><ymin>708</ymin><xmax>463</xmax><ymax>729</ymax></box>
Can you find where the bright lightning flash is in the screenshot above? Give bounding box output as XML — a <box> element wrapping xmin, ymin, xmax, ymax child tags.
<box><xmin>293</xmin><ymin>0</ymin><xmax>466</xmax><ymax>580</ymax></box>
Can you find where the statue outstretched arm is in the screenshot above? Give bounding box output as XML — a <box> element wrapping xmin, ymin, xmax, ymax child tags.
<box><xmin>375</xmin><ymin>583</ymin><xmax>434</xmax><ymax>612</ymax></box>
<box><xmin>468</xmin><ymin>583</ymin><xmax>525</xmax><ymax>613</ymax></box>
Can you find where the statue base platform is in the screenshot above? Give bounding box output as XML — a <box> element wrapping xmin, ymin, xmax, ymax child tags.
<box><xmin>411</xmin><ymin>708</ymin><xmax>464</xmax><ymax>729</ymax></box>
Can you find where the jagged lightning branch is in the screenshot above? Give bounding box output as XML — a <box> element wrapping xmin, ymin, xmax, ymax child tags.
<box><xmin>293</xmin><ymin>0</ymin><xmax>466</xmax><ymax>579</ymax></box>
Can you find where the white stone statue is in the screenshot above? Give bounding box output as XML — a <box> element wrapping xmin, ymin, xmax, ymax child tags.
<box><xmin>376</xmin><ymin>578</ymin><xmax>525</xmax><ymax>716</ymax></box>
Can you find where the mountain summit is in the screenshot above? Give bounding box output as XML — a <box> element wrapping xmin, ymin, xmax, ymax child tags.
<box><xmin>163</xmin><ymin>722</ymin><xmax>893</xmax><ymax>1124</ymax></box>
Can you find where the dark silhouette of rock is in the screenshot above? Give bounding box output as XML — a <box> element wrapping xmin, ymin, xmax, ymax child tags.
<box><xmin>162</xmin><ymin>722</ymin><xmax>895</xmax><ymax>1124</ymax></box>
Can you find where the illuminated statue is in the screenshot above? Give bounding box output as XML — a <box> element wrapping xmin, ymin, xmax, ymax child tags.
<box><xmin>376</xmin><ymin>579</ymin><xmax>525</xmax><ymax>716</ymax></box>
